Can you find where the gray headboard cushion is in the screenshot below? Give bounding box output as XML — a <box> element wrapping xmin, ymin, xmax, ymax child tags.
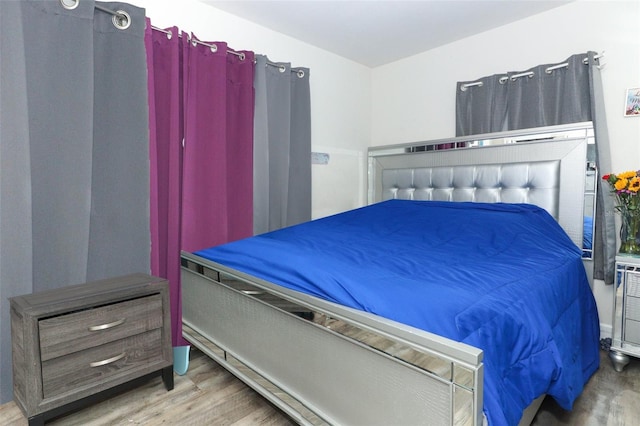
<box><xmin>369</xmin><ymin>138</ymin><xmax>587</xmax><ymax>249</ymax></box>
<box><xmin>382</xmin><ymin>161</ymin><xmax>560</xmax><ymax>218</ymax></box>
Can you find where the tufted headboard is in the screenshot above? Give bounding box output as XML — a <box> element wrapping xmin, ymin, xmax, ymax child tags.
<box><xmin>368</xmin><ymin>127</ymin><xmax>590</xmax><ymax>251</ymax></box>
<box><xmin>380</xmin><ymin>160</ymin><xmax>560</xmax><ymax>217</ymax></box>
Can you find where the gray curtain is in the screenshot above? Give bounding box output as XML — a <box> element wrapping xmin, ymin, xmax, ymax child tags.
<box><xmin>0</xmin><ymin>0</ymin><xmax>150</xmax><ymax>404</ymax></box>
<box><xmin>505</xmin><ymin>54</ymin><xmax>592</xmax><ymax>130</ymax></box>
<box><xmin>455</xmin><ymin>52</ymin><xmax>614</xmax><ymax>284</ymax></box>
<box><xmin>588</xmin><ymin>52</ymin><xmax>616</xmax><ymax>285</ymax></box>
<box><xmin>455</xmin><ymin>74</ymin><xmax>508</xmax><ymax>135</ymax></box>
<box><xmin>253</xmin><ymin>55</ymin><xmax>311</xmax><ymax>234</ymax></box>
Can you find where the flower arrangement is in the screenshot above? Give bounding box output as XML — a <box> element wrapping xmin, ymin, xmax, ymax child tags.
<box><xmin>602</xmin><ymin>170</ymin><xmax>640</xmax><ymax>255</ymax></box>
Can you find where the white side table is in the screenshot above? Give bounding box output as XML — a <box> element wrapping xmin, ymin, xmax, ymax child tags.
<box><xmin>610</xmin><ymin>254</ymin><xmax>640</xmax><ymax>371</ymax></box>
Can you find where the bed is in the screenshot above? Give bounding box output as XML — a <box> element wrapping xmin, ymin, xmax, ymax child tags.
<box><xmin>180</xmin><ymin>123</ymin><xmax>600</xmax><ymax>426</ymax></box>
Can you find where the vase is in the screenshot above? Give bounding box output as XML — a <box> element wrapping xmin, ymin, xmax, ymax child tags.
<box><xmin>619</xmin><ymin>211</ymin><xmax>640</xmax><ymax>255</ymax></box>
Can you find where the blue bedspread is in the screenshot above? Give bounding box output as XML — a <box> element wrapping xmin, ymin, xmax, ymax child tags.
<box><xmin>196</xmin><ymin>200</ymin><xmax>600</xmax><ymax>425</ymax></box>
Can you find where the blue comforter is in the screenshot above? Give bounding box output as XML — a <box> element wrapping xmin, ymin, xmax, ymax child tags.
<box><xmin>196</xmin><ymin>200</ymin><xmax>600</xmax><ymax>425</ymax></box>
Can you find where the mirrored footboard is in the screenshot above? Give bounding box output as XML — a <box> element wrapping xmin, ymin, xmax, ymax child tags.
<box><xmin>181</xmin><ymin>252</ymin><xmax>484</xmax><ymax>426</ymax></box>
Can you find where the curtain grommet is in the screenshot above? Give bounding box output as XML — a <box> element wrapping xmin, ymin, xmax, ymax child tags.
<box><xmin>509</xmin><ymin>71</ymin><xmax>534</xmax><ymax>82</ymax></box>
<box><xmin>460</xmin><ymin>82</ymin><xmax>482</xmax><ymax>91</ymax></box>
<box><xmin>296</xmin><ymin>69</ymin><xmax>305</xmax><ymax>78</ymax></box>
<box><xmin>60</xmin><ymin>0</ymin><xmax>79</xmax><ymax>10</ymax></box>
<box><xmin>191</xmin><ymin>39</ymin><xmax>217</xmax><ymax>53</ymax></box>
<box><xmin>112</xmin><ymin>10</ymin><xmax>131</xmax><ymax>30</ymax></box>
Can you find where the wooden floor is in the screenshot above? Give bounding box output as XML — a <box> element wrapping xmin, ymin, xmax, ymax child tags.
<box><xmin>1</xmin><ymin>348</ymin><xmax>638</xmax><ymax>425</ymax></box>
<box><xmin>531</xmin><ymin>348</ymin><xmax>640</xmax><ymax>426</ymax></box>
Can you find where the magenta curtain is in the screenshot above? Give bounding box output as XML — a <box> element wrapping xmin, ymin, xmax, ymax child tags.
<box><xmin>145</xmin><ymin>23</ymin><xmax>254</xmax><ymax>348</ymax></box>
<box><xmin>145</xmin><ymin>22</ymin><xmax>184</xmax><ymax>346</ymax></box>
<box><xmin>181</xmin><ymin>35</ymin><xmax>255</xmax><ymax>251</ymax></box>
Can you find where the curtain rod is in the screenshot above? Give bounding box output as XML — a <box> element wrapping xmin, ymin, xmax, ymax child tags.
<box><xmin>151</xmin><ymin>25</ymin><xmax>305</xmax><ymax>78</ymax></box>
<box><xmin>88</xmin><ymin>4</ymin><xmax>247</xmax><ymax>63</ymax></box>
<box><xmin>151</xmin><ymin>25</ymin><xmax>247</xmax><ymax>61</ymax></box>
<box><xmin>265</xmin><ymin>59</ymin><xmax>306</xmax><ymax>78</ymax></box>
<box><xmin>85</xmin><ymin>2</ymin><xmax>305</xmax><ymax>77</ymax></box>
<box><xmin>61</xmin><ymin>1</ymin><xmax>132</xmax><ymax>29</ymax></box>
<box><xmin>460</xmin><ymin>52</ymin><xmax>604</xmax><ymax>91</ymax></box>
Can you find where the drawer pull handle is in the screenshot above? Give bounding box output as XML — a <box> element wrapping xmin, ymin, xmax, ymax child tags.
<box><xmin>88</xmin><ymin>318</ymin><xmax>126</xmax><ymax>332</ymax></box>
<box><xmin>89</xmin><ymin>352</ymin><xmax>126</xmax><ymax>368</ymax></box>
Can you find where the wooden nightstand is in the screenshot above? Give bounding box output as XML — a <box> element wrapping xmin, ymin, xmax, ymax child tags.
<box><xmin>10</xmin><ymin>273</ymin><xmax>173</xmax><ymax>425</ymax></box>
<box><xmin>610</xmin><ymin>255</ymin><xmax>640</xmax><ymax>372</ymax></box>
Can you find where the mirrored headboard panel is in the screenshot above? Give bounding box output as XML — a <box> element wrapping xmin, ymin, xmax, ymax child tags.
<box><xmin>368</xmin><ymin>122</ymin><xmax>596</xmax><ymax>259</ymax></box>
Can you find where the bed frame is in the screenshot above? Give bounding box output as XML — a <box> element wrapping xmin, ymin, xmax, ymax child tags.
<box><xmin>181</xmin><ymin>123</ymin><xmax>593</xmax><ymax>425</ymax></box>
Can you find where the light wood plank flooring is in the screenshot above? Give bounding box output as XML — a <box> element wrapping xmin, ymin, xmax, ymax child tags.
<box><xmin>531</xmin><ymin>348</ymin><xmax>640</xmax><ymax>426</ymax></box>
<box><xmin>0</xmin><ymin>348</ymin><xmax>638</xmax><ymax>425</ymax></box>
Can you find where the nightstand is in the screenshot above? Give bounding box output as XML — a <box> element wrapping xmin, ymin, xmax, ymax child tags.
<box><xmin>10</xmin><ymin>273</ymin><xmax>173</xmax><ymax>425</ymax></box>
<box><xmin>610</xmin><ymin>255</ymin><xmax>640</xmax><ymax>372</ymax></box>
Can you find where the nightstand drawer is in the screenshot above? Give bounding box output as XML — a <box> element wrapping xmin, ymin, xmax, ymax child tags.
<box><xmin>625</xmin><ymin>295</ymin><xmax>640</xmax><ymax>322</ymax></box>
<box><xmin>624</xmin><ymin>319</ymin><xmax>640</xmax><ymax>346</ymax></box>
<box><xmin>39</xmin><ymin>294</ymin><xmax>163</xmax><ymax>361</ymax></box>
<box><xmin>626</xmin><ymin>270</ymin><xmax>640</xmax><ymax>297</ymax></box>
<box><xmin>11</xmin><ymin>274</ymin><xmax>172</xmax><ymax>424</ymax></box>
<box><xmin>41</xmin><ymin>329</ymin><xmax>163</xmax><ymax>399</ymax></box>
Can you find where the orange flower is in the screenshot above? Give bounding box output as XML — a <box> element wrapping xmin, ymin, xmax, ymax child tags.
<box><xmin>615</xmin><ymin>178</ymin><xmax>629</xmax><ymax>191</ymax></box>
<box><xmin>603</xmin><ymin>170</ymin><xmax>639</xmax><ymax>209</ymax></box>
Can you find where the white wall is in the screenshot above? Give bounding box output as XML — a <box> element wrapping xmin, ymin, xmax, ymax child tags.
<box><xmin>134</xmin><ymin>0</ymin><xmax>638</xmax><ymax>334</ymax></box>
<box><xmin>372</xmin><ymin>0</ymin><xmax>640</xmax><ymax>336</ymax></box>
<box><xmin>130</xmin><ymin>0</ymin><xmax>372</xmax><ymax>218</ymax></box>
<box><xmin>372</xmin><ymin>0</ymin><xmax>639</xmax><ymax>153</ymax></box>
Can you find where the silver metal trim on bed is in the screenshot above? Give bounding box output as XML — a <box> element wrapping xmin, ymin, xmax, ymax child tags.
<box><xmin>181</xmin><ymin>253</ymin><xmax>483</xmax><ymax>425</ymax></box>
<box><xmin>379</xmin><ymin>160</ymin><xmax>560</xmax><ymax>216</ymax></box>
<box><xmin>369</xmin><ymin>126</ymin><xmax>590</xmax><ymax>251</ymax></box>
<box><xmin>181</xmin><ymin>122</ymin><xmax>593</xmax><ymax>426</ymax></box>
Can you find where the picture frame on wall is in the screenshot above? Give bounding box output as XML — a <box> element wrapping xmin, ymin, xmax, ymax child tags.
<box><xmin>624</xmin><ymin>87</ymin><xmax>640</xmax><ymax>117</ymax></box>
